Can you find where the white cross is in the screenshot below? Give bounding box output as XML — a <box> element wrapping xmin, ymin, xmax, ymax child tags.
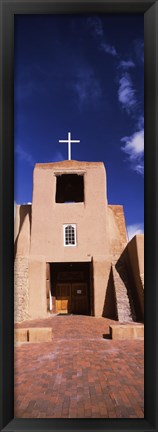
<box><xmin>59</xmin><ymin>132</ymin><xmax>80</xmax><ymax>160</ymax></box>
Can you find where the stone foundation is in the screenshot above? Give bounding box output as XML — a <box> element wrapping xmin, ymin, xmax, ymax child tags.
<box><xmin>14</xmin><ymin>256</ymin><xmax>30</xmax><ymax>323</ymax></box>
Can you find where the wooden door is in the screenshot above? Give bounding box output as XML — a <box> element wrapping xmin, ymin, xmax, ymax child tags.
<box><xmin>56</xmin><ymin>283</ymin><xmax>71</xmax><ymax>313</ymax></box>
<box><xmin>71</xmin><ymin>283</ymin><xmax>88</xmax><ymax>315</ymax></box>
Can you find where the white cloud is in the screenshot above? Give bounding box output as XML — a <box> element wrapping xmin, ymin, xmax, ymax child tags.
<box><xmin>72</xmin><ymin>66</ymin><xmax>101</xmax><ymax>107</ymax></box>
<box><xmin>87</xmin><ymin>16</ymin><xmax>104</xmax><ymax>38</ymax></box>
<box><xmin>134</xmin><ymin>39</ymin><xmax>144</xmax><ymax>64</ymax></box>
<box><xmin>51</xmin><ymin>151</ymin><xmax>64</xmax><ymax>162</ymax></box>
<box><xmin>118</xmin><ymin>60</ymin><xmax>135</xmax><ymax>69</ymax></box>
<box><xmin>133</xmin><ymin>163</ymin><xmax>144</xmax><ymax>175</ymax></box>
<box><xmin>121</xmin><ymin>128</ymin><xmax>144</xmax><ymax>175</ymax></box>
<box><xmin>121</xmin><ymin>129</ymin><xmax>144</xmax><ymax>159</ymax></box>
<box><xmin>87</xmin><ymin>16</ymin><xmax>117</xmax><ymax>57</ymax></box>
<box><xmin>15</xmin><ymin>145</ymin><xmax>34</xmax><ymax>166</ymax></box>
<box><xmin>100</xmin><ymin>42</ymin><xmax>117</xmax><ymax>57</ymax></box>
<box><xmin>118</xmin><ymin>73</ymin><xmax>136</xmax><ymax>112</ymax></box>
<box><xmin>117</xmin><ymin>49</ymin><xmax>144</xmax><ymax>176</ymax></box>
<box><xmin>137</xmin><ymin>115</ymin><xmax>144</xmax><ymax>129</ymax></box>
<box><xmin>127</xmin><ymin>223</ymin><xmax>144</xmax><ymax>241</ymax></box>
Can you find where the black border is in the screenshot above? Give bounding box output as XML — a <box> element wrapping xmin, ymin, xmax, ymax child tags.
<box><xmin>0</xmin><ymin>0</ymin><xmax>157</xmax><ymax>431</ymax></box>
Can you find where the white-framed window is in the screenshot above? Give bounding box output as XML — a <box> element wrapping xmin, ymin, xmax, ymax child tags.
<box><xmin>63</xmin><ymin>224</ymin><xmax>77</xmax><ymax>247</ymax></box>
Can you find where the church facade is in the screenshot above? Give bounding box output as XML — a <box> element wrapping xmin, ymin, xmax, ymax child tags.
<box><xmin>14</xmin><ymin>160</ymin><xmax>144</xmax><ymax>323</ymax></box>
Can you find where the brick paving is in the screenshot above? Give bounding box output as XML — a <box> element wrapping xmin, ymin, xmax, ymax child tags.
<box><xmin>14</xmin><ymin>315</ymin><xmax>144</xmax><ymax>418</ymax></box>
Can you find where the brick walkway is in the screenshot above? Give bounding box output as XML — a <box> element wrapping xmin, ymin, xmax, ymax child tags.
<box><xmin>14</xmin><ymin>315</ymin><xmax>144</xmax><ymax>418</ymax></box>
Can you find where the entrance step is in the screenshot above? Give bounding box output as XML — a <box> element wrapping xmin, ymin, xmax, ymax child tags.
<box><xmin>14</xmin><ymin>327</ymin><xmax>52</xmax><ymax>343</ymax></box>
<box><xmin>110</xmin><ymin>324</ymin><xmax>144</xmax><ymax>339</ymax></box>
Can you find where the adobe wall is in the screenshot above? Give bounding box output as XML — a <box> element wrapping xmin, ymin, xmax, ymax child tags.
<box><xmin>14</xmin><ymin>205</ymin><xmax>31</xmax><ymax>323</ymax></box>
<box><xmin>14</xmin><ymin>163</ymin><xmax>132</xmax><ymax>322</ymax></box>
<box><xmin>125</xmin><ymin>234</ymin><xmax>144</xmax><ymax>318</ymax></box>
<box><xmin>28</xmin><ymin>256</ymin><xmax>47</xmax><ymax>319</ymax></box>
<box><xmin>126</xmin><ymin>234</ymin><xmax>144</xmax><ymax>288</ymax></box>
<box><xmin>30</xmin><ymin>161</ymin><xmax>109</xmax><ymax>263</ymax></box>
<box><xmin>108</xmin><ymin>205</ymin><xmax>127</xmax><ymax>260</ymax></box>
<box><xmin>93</xmin><ymin>257</ymin><xmax>112</xmax><ymax>316</ymax></box>
<box><xmin>14</xmin><ymin>204</ymin><xmax>31</xmax><ymax>257</ymax></box>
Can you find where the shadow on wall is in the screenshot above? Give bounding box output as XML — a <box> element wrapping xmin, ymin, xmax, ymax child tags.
<box><xmin>102</xmin><ymin>267</ymin><xmax>118</xmax><ymax>320</ymax></box>
<box><xmin>14</xmin><ymin>205</ymin><xmax>32</xmax><ymax>259</ymax></box>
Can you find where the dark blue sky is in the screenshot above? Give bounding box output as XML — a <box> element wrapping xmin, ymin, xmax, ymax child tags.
<box><xmin>14</xmin><ymin>14</ymin><xmax>144</xmax><ymax>239</ymax></box>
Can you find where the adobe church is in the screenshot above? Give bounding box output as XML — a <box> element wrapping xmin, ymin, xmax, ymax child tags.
<box><xmin>14</xmin><ymin>136</ymin><xmax>144</xmax><ymax>324</ymax></box>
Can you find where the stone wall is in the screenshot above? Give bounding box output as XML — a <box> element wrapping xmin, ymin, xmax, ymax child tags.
<box><xmin>14</xmin><ymin>256</ymin><xmax>30</xmax><ymax>323</ymax></box>
<box><xmin>14</xmin><ymin>204</ymin><xmax>31</xmax><ymax>322</ymax></box>
<box><xmin>112</xmin><ymin>265</ymin><xmax>134</xmax><ymax>322</ymax></box>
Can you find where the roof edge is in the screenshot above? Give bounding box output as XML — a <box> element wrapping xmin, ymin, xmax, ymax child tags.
<box><xmin>35</xmin><ymin>160</ymin><xmax>104</xmax><ymax>169</ymax></box>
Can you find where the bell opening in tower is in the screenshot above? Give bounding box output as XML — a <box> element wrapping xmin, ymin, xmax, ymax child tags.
<box><xmin>55</xmin><ymin>174</ymin><xmax>84</xmax><ymax>203</ymax></box>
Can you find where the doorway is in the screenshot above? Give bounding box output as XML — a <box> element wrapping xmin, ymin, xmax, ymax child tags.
<box><xmin>49</xmin><ymin>262</ymin><xmax>93</xmax><ymax>315</ymax></box>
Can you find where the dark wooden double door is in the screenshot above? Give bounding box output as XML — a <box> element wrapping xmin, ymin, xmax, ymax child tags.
<box><xmin>56</xmin><ymin>282</ymin><xmax>88</xmax><ymax>315</ymax></box>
